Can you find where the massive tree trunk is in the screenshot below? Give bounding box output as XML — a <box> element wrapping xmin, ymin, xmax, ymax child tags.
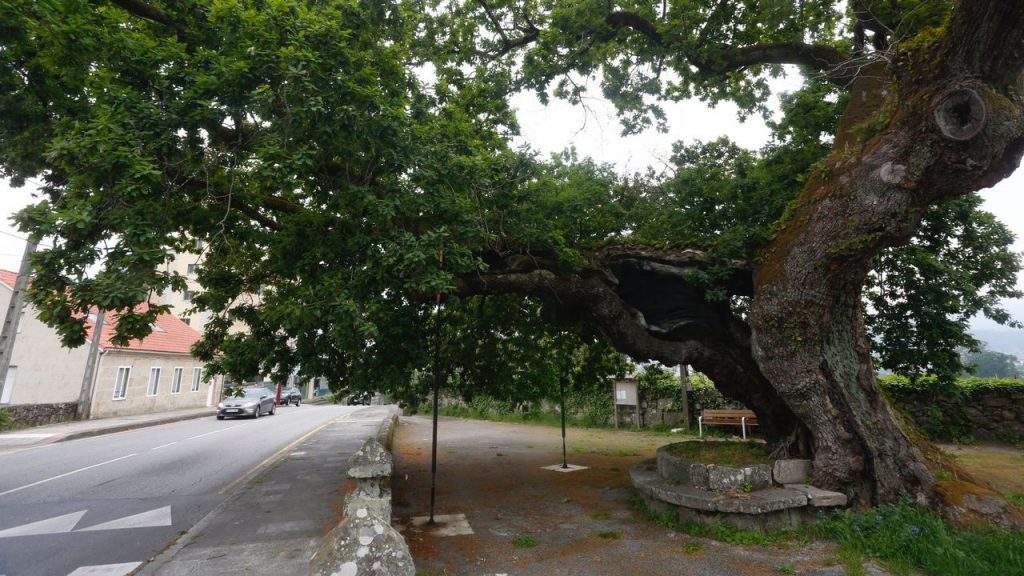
<box><xmin>750</xmin><ymin>1</ymin><xmax>1024</xmax><ymax>525</ymax></box>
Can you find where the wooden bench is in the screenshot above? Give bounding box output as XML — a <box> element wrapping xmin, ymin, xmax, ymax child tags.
<box><xmin>698</xmin><ymin>409</ymin><xmax>758</xmax><ymax>439</ymax></box>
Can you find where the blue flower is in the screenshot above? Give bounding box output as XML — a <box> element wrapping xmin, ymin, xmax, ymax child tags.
<box><xmin>909</xmin><ymin>525</ymin><xmax>921</xmax><ymax>536</ymax></box>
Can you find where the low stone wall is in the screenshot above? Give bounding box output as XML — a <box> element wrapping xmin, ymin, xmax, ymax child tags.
<box><xmin>1</xmin><ymin>402</ymin><xmax>78</xmax><ymax>429</ymax></box>
<box><xmin>310</xmin><ymin>406</ymin><xmax>414</xmax><ymax>576</ymax></box>
<box><xmin>890</xmin><ymin>387</ymin><xmax>1024</xmax><ymax>441</ymax></box>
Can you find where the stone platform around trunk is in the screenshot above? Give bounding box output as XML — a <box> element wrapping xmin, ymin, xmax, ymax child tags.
<box><xmin>632</xmin><ymin>442</ymin><xmax>848</xmax><ymax>530</ymax></box>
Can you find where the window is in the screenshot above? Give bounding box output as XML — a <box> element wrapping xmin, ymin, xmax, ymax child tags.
<box><xmin>191</xmin><ymin>367</ymin><xmax>202</xmax><ymax>392</ymax></box>
<box><xmin>183</xmin><ymin>290</ymin><xmax>194</xmax><ymax>302</ymax></box>
<box><xmin>113</xmin><ymin>367</ymin><xmax>131</xmax><ymax>400</ymax></box>
<box><xmin>147</xmin><ymin>367</ymin><xmax>161</xmax><ymax>396</ymax></box>
<box><xmin>171</xmin><ymin>367</ymin><xmax>183</xmax><ymax>394</ymax></box>
<box><xmin>195</xmin><ymin>239</ymin><xmax>205</xmax><ymax>251</ymax></box>
<box><xmin>187</xmin><ymin>263</ymin><xmax>197</xmax><ymax>275</ymax></box>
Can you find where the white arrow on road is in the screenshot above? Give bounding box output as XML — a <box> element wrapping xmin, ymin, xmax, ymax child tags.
<box><xmin>66</xmin><ymin>562</ymin><xmax>142</xmax><ymax>576</ymax></box>
<box><xmin>77</xmin><ymin>506</ymin><xmax>172</xmax><ymax>532</ymax></box>
<box><xmin>0</xmin><ymin>510</ymin><xmax>86</xmax><ymax>538</ymax></box>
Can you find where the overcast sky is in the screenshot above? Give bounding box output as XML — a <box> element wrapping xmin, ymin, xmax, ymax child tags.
<box><xmin>1</xmin><ymin>75</ymin><xmax>1022</xmax><ymax>329</ymax></box>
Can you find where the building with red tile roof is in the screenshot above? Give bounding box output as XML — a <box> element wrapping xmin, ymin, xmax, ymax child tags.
<box><xmin>0</xmin><ymin>270</ymin><xmax>221</xmax><ymax>418</ymax></box>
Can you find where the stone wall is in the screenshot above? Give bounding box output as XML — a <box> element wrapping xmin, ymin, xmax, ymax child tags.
<box><xmin>1</xmin><ymin>402</ymin><xmax>78</xmax><ymax>429</ymax></box>
<box><xmin>891</xmin><ymin>387</ymin><xmax>1024</xmax><ymax>442</ymax></box>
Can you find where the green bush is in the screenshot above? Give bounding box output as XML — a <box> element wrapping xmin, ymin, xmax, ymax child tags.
<box><xmin>0</xmin><ymin>408</ymin><xmax>10</xmax><ymax>431</ymax></box>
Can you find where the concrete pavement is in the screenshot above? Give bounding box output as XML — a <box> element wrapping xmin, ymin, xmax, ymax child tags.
<box><xmin>0</xmin><ymin>403</ymin><xmax>387</xmax><ymax>576</ymax></box>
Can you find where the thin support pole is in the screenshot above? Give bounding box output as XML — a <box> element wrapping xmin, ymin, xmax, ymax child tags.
<box><xmin>77</xmin><ymin>310</ymin><xmax>105</xmax><ymax>420</ymax></box>
<box><xmin>428</xmin><ymin>273</ymin><xmax>443</xmax><ymax>524</ymax></box>
<box><xmin>0</xmin><ymin>237</ymin><xmax>38</xmax><ymax>405</ymax></box>
<box><xmin>560</xmin><ymin>379</ymin><xmax>567</xmax><ymax>469</ymax></box>
<box><xmin>428</xmin><ymin>363</ymin><xmax>439</xmax><ymax>524</ymax></box>
<box><xmin>741</xmin><ymin>416</ymin><xmax>747</xmax><ymax>440</ymax></box>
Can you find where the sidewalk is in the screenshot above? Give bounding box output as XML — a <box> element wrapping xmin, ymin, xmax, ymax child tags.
<box><xmin>0</xmin><ymin>406</ymin><xmax>213</xmax><ymax>452</ymax></box>
<box><xmin>137</xmin><ymin>405</ymin><xmax>395</xmax><ymax>576</ymax></box>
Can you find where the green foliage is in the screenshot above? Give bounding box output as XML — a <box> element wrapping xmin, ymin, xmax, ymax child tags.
<box><xmin>636</xmin><ymin>492</ymin><xmax>1024</xmax><ymax>576</ymax></box>
<box><xmin>810</xmin><ymin>504</ymin><xmax>1024</xmax><ymax>576</ymax></box>
<box><xmin>878</xmin><ymin>375</ymin><xmax>1024</xmax><ymax>393</ymax></box>
<box><xmin>1</xmin><ymin>0</ymin><xmax>1017</xmax><ymax>418</ymax></box>
<box><xmin>0</xmin><ymin>408</ymin><xmax>11</xmax><ymax>431</ymax></box>
<box><xmin>867</xmin><ymin>195</ymin><xmax>1023</xmax><ymax>383</ymax></box>
<box><xmin>512</xmin><ymin>535</ymin><xmax>537</xmax><ymax>548</ymax></box>
<box><xmin>961</xmin><ymin>346</ymin><xmax>1023</xmax><ymax>378</ymax></box>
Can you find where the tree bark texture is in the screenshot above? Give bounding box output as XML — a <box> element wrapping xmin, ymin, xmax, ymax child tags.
<box><xmin>750</xmin><ymin>1</ymin><xmax>1024</xmax><ymax>524</ymax></box>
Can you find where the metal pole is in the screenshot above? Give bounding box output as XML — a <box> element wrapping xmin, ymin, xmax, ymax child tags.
<box><xmin>560</xmin><ymin>378</ymin><xmax>568</xmax><ymax>469</ymax></box>
<box><xmin>428</xmin><ymin>249</ymin><xmax>444</xmax><ymax>525</ymax></box>
<box><xmin>77</xmin><ymin>310</ymin><xmax>105</xmax><ymax>420</ymax></box>
<box><xmin>0</xmin><ymin>237</ymin><xmax>38</xmax><ymax>404</ymax></box>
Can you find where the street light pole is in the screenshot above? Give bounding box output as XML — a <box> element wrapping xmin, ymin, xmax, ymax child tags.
<box><xmin>0</xmin><ymin>237</ymin><xmax>38</xmax><ymax>404</ymax></box>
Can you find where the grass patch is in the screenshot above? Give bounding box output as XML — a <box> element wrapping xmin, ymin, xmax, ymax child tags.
<box><xmin>681</xmin><ymin>540</ymin><xmax>704</xmax><ymax>555</ymax></box>
<box><xmin>633</xmin><ymin>493</ymin><xmax>1024</xmax><ymax>575</ymax></box>
<box><xmin>775</xmin><ymin>564</ymin><xmax>796</xmax><ymax>575</ymax></box>
<box><xmin>1008</xmin><ymin>493</ymin><xmax>1024</xmax><ymax>507</ymax></box>
<box><xmin>594</xmin><ymin>530</ymin><xmax>620</xmax><ymax>539</ymax></box>
<box><xmin>512</xmin><ymin>535</ymin><xmax>537</xmax><ymax>548</ymax></box>
<box><xmin>809</xmin><ymin>503</ymin><xmax>1024</xmax><ymax>576</ymax></box>
<box><xmin>663</xmin><ymin>440</ymin><xmax>770</xmax><ymax>466</ymax></box>
<box><xmin>0</xmin><ymin>409</ymin><xmax>10</xmax><ymax>431</ymax></box>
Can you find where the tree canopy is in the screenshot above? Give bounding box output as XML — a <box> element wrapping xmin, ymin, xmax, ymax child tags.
<box><xmin>0</xmin><ymin>0</ymin><xmax>1018</xmax><ymax>390</ymax></box>
<box><xmin>3</xmin><ymin>0</ymin><xmax>1024</xmax><ymax>514</ymax></box>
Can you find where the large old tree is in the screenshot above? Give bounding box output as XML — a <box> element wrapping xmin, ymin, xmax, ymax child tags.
<box><xmin>1</xmin><ymin>0</ymin><xmax>1022</xmax><ymax>524</ymax></box>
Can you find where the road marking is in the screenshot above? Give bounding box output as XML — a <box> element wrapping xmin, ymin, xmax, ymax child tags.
<box><xmin>66</xmin><ymin>562</ymin><xmax>142</xmax><ymax>576</ymax></box>
<box><xmin>78</xmin><ymin>506</ymin><xmax>172</xmax><ymax>532</ymax></box>
<box><xmin>150</xmin><ymin>441</ymin><xmax>178</xmax><ymax>451</ymax></box>
<box><xmin>185</xmin><ymin>424</ymin><xmax>242</xmax><ymax>441</ymax></box>
<box><xmin>0</xmin><ymin>453</ymin><xmax>137</xmax><ymax>497</ymax></box>
<box><xmin>0</xmin><ymin>510</ymin><xmax>86</xmax><ymax>538</ymax></box>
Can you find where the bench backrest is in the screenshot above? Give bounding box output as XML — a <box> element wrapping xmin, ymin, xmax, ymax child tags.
<box><xmin>701</xmin><ymin>409</ymin><xmax>757</xmax><ymax>424</ymax></box>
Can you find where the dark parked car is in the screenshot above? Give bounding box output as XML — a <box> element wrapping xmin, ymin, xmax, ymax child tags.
<box><xmin>217</xmin><ymin>387</ymin><xmax>276</xmax><ymax>419</ymax></box>
<box><xmin>278</xmin><ymin>386</ymin><xmax>302</xmax><ymax>406</ymax></box>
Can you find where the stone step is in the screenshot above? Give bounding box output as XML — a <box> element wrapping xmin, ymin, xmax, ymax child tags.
<box><xmin>783</xmin><ymin>484</ymin><xmax>849</xmax><ymax>507</ymax></box>
<box><xmin>631</xmin><ymin>460</ymin><xmax>810</xmax><ymax>514</ymax></box>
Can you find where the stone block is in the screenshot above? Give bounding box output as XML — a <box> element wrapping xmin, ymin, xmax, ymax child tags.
<box><xmin>348</xmin><ymin>438</ymin><xmax>392</xmax><ymax>479</ymax></box>
<box><xmin>712</xmin><ymin>488</ymin><xmax>807</xmax><ymax>514</ymax></box>
<box><xmin>784</xmin><ymin>484</ymin><xmax>848</xmax><ymax>507</ymax></box>
<box><xmin>744</xmin><ymin>464</ymin><xmax>772</xmax><ymax>490</ymax></box>
<box><xmin>656</xmin><ymin>445</ymin><xmax>694</xmax><ymax>484</ymax></box>
<box><xmin>310</xmin><ymin>514</ymin><xmax>415</xmax><ymax>576</ymax></box>
<box><xmin>688</xmin><ymin>463</ymin><xmax>709</xmax><ymax>488</ymax></box>
<box><xmin>773</xmin><ymin>459</ymin><xmax>811</xmax><ymax>485</ymax></box>
<box><xmin>707</xmin><ymin>465</ymin><xmax>746</xmax><ymax>491</ymax></box>
<box><xmin>344</xmin><ymin>491</ymin><xmax>392</xmax><ymax>521</ymax></box>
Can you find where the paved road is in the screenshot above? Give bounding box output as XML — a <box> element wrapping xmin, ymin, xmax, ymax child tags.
<box><xmin>0</xmin><ymin>404</ymin><xmax>363</xmax><ymax>576</ymax></box>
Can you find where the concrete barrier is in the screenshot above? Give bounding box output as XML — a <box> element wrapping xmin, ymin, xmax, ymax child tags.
<box><xmin>310</xmin><ymin>406</ymin><xmax>414</xmax><ymax>576</ymax></box>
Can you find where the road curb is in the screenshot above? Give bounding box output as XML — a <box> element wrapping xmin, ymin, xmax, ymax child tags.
<box><xmin>58</xmin><ymin>411</ymin><xmax>214</xmax><ymax>443</ymax></box>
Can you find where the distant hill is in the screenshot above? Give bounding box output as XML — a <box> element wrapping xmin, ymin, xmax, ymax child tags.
<box><xmin>973</xmin><ymin>328</ymin><xmax>1024</xmax><ymax>360</ymax></box>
